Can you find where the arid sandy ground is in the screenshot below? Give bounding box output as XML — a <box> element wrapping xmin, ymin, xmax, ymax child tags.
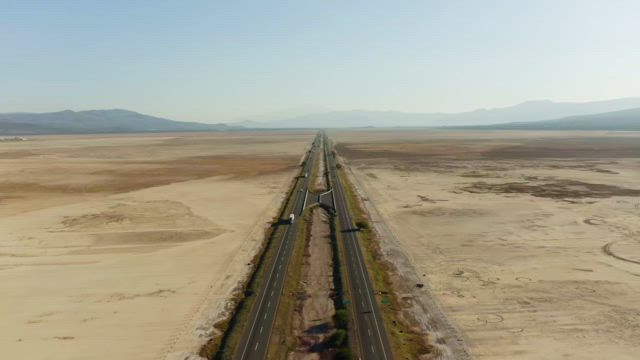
<box><xmin>0</xmin><ymin>131</ymin><xmax>314</xmax><ymax>360</ymax></box>
<box><xmin>332</xmin><ymin>130</ymin><xmax>640</xmax><ymax>360</ymax></box>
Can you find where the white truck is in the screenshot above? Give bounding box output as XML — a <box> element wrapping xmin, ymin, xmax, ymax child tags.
<box><xmin>288</xmin><ymin>213</ymin><xmax>295</xmax><ymax>223</ymax></box>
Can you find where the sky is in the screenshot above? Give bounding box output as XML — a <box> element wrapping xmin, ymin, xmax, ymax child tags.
<box><xmin>1</xmin><ymin>0</ymin><xmax>639</xmax><ymax>123</ymax></box>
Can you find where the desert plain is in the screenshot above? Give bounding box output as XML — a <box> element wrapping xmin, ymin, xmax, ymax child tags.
<box><xmin>332</xmin><ymin>129</ymin><xmax>640</xmax><ymax>360</ymax></box>
<box><xmin>0</xmin><ymin>131</ymin><xmax>314</xmax><ymax>360</ymax></box>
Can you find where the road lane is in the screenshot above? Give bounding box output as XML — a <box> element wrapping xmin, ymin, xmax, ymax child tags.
<box><xmin>325</xmin><ymin>133</ymin><xmax>393</xmax><ymax>360</ymax></box>
<box><xmin>233</xmin><ymin>135</ymin><xmax>319</xmax><ymax>360</ymax></box>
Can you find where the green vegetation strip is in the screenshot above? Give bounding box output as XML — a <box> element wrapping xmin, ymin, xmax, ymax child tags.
<box><xmin>334</xmin><ymin>150</ymin><xmax>435</xmax><ymax>358</ymax></box>
<box><xmin>331</xmin><ymin>209</ymin><xmax>357</xmax><ymax>360</ymax></box>
<box><xmin>199</xmin><ymin>163</ymin><xmax>305</xmax><ymax>360</ymax></box>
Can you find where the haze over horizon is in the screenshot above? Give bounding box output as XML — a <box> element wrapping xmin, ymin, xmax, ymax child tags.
<box><xmin>2</xmin><ymin>1</ymin><xmax>639</xmax><ymax>123</ymax></box>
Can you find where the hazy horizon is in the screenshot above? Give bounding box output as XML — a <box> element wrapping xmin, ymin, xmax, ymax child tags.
<box><xmin>2</xmin><ymin>1</ymin><xmax>639</xmax><ymax>123</ymax></box>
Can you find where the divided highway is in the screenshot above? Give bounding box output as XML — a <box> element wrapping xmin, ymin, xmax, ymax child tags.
<box><xmin>233</xmin><ymin>135</ymin><xmax>319</xmax><ymax>360</ymax></box>
<box><xmin>233</xmin><ymin>132</ymin><xmax>392</xmax><ymax>359</ymax></box>
<box><xmin>325</xmin><ymin>133</ymin><xmax>393</xmax><ymax>360</ymax></box>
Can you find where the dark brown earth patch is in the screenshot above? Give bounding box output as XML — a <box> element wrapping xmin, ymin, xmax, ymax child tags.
<box><xmin>60</xmin><ymin>200</ymin><xmax>213</xmax><ymax>230</ymax></box>
<box><xmin>53</xmin><ymin>336</ymin><xmax>75</xmax><ymax>340</ymax></box>
<box><xmin>417</xmin><ymin>195</ymin><xmax>448</xmax><ymax>203</ymax></box>
<box><xmin>0</xmin><ymin>154</ymin><xmax>297</xmax><ymax>196</ymax></box>
<box><xmin>482</xmin><ymin>138</ymin><xmax>640</xmax><ymax>159</ymax></box>
<box><xmin>91</xmin><ymin>229</ymin><xmax>222</xmax><ymax>246</ymax></box>
<box><xmin>460</xmin><ymin>171</ymin><xmax>500</xmax><ymax>178</ymax></box>
<box><xmin>62</xmin><ymin>212</ymin><xmax>126</xmax><ymax>228</ymax></box>
<box><xmin>0</xmin><ymin>150</ymin><xmax>36</xmax><ymax>159</ymax></box>
<box><xmin>338</xmin><ymin>137</ymin><xmax>640</xmax><ymax>162</ymax></box>
<box><xmin>336</xmin><ymin>141</ymin><xmax>492</xmax><ymax>161</ymax></box>
<box><xmin>461</xmin><ymin>180</ymin><xmax>640</xmax><ymax>199</ymax></box>
<box><xmin>412</xmin><ymin>207</ymin><xmax>486</xmax><ymax>217</ymax></box>
<box><xmin>584</xmin><ymin>218</ymin><xmax>605</xmax><ymax>225</ymax></box>
<box><xmin>100</xmin><ymin>289</ymin><xmax>177</xmax><ymax>302</ymax></box>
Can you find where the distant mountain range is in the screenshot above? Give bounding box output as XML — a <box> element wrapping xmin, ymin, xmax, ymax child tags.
<box><xmin>2</xmin><ymin>98</ymin><xmax>639</xmax><ymax>135</ymax></box>
<box><xmin>463</xmin><ymin>107</ymin><xmax>640</xmax><ymax>131</ymax></box>
<box><xmin>0</xmin><ymin>109</ymin><xmax>238</xmax><ymax>135</ymax></box>
<box><xmin>240</xmin><ymin>98</ymin><xmax>640</xmax><ymax>128</ymax></box>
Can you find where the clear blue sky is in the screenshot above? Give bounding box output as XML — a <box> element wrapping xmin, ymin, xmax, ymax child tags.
<box><xmin>1</xmin><ymin>0</ymin><xmax>639</xmax><ymax>123</ymax></box>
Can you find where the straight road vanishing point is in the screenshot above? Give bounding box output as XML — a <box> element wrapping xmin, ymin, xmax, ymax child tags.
<box><xmin>234</xmin><ymin>132</ymin><xmax>392</xmax><ymax>359</ymax></box>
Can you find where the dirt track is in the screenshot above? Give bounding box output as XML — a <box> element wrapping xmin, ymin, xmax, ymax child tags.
<box><xmin>291</xmin><ymin>208</ymin><xmax>335</xmax><ymax>359</ymax></box>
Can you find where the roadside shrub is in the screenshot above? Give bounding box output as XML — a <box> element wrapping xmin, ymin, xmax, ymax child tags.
<box><xmin>333</xmin><ymin>309</ymin><xmax>349</xmax><ymax>329</ymax></box>
<box><xmin>355</xmin><ymin>220</ymin><xmax>369</xmax><ymax>230</ymax></box>
<box><xmin>334</xmin><ymin>348</ymin><xmax>354</xmax><ymax>360</ymax></box>
<box><xmin>328</xmin><ymin>329</ymin><xmax>347</xmax><ymax>348</ymax></box>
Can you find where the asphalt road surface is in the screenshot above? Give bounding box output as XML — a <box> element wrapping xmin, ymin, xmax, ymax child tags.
<box><xmin>325</xmin><ymin>133</ymin><xmax>393</xmax><ymax>360</ymax></box>
<box><xmin>233</xmin><ymin>135</ymin><xmax>319</xmax><ymax>360</ymax></box>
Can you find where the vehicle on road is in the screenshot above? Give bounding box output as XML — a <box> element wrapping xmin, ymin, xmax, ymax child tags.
<box><xmin>289</xmin><ymin>213</ymin><xmax>295</xmax><ymax>223</ymax></box>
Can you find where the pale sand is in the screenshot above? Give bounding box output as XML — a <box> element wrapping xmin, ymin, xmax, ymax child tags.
<box><xmin>333</xmin><ymin>130</ymin><xmax>640</xmax><ymax>360</ymax></box>
<box><xmin>0</xmin><ymin>132</ymin><xmax>314</xmax><ymax>360</ymax></box>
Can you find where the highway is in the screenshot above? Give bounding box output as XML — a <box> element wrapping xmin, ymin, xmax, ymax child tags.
<box><xmin>233</xmin><ymin>134</ymin><xmax>319</xmax><ymax>360</ymax></box>
<box><xmin>325</xmin><ymin>133</ymin><xmax>393</xmax><ymax>360</ymax></box>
